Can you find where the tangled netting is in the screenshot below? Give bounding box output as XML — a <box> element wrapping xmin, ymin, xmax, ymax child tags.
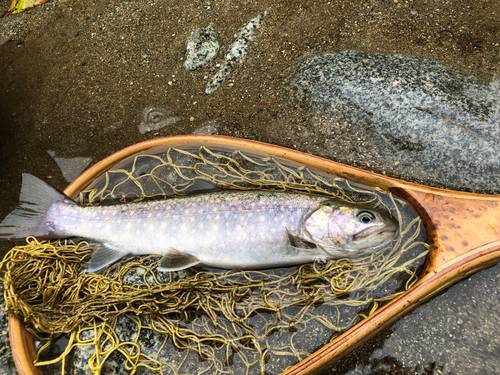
<box><xmin>1</xmin><ymin>146</ymin><xmax>429</xmax><ymax>375</ymax></box>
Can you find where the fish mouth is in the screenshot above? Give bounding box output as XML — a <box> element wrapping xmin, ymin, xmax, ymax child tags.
<box><xmin>352</xmin><ymin>224</ymin><xmax>398</xmax><ymax>242</ymax></box>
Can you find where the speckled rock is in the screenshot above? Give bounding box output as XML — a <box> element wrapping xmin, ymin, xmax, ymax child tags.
<box><xmin>205</xmin><ymin>13</ymin><xmax>265</xmax><ymax>95</ymax></box>
<box><xmin>183</xmin><ymin>25</ymin><xmax>219</xmax><ymax>71</ymax></box>
<box><xmin>285</xmin><ymin>50</ymin><xmax>500</xmax><ymax>193</ymax></box>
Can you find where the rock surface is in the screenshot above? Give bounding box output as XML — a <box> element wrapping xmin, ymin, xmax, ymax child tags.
<box><xmin>0</xmin><ymin>0</ymin><xmax>499</xmax><ymax>374</ymax></box>
<box><xmin>285</xmin><ymin>50</ymin><xmax>500</xmax><ymax>193</ymax></box>
<box><xmin>326</xmin><ymin>262</ymin><xmax>500</xmax><ymax>375</ymax></box>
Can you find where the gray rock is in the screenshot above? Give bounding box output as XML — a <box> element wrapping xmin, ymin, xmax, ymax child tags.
<box><xmin>326</xmin><ymin>262</ymin><xmax>500</xmax><ymax>375</ymax></box>
<box><xmin>285</xmin><ymin>50</ymin><xmax>500</xmax><ymax>193</ymax></box>
<box><xmin>137</xmin><ymin>108</ymin><xmax>181</xmax><ymax>135</ymax></box>
<box><xmin>183</xmin><ymin>25</ymin><xmax>219</xmax><ymax>71</ymax></box>
<box><xmin>205</xmin><ymin>13</ymin><xmax>265</xmax><ymax>95</ymax></box>
<box><xmin>192</xmin><ymin>121</ymin><xmax>218</xmax><ymax>135</ymax></box>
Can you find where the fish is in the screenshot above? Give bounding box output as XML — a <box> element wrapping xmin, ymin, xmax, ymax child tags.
<box><xmin>0</xmin><ymin>174</ymin><xmax>398</xmax><ymax>273</ymax></box>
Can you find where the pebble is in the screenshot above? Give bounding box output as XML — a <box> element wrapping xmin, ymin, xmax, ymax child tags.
<box><xmin>205</xmin><ymin>13</ymin><xmax>265</xmax><ymax>95</ymax></box>
<box><xmin>137</xmin><ymin>107</ymin><xmax>181</xmax><ymax>134</ymax></box>
<box><xmin>183</xmin><ymin>25</ymin><xmax>219</xmax><ymax>70</ymax></box>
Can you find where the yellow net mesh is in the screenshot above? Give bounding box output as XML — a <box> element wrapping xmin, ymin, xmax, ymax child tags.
<box><xmin>1</xmin><ymin>146</ymin><xmax>428</xmax><ymax>375</ymax></box>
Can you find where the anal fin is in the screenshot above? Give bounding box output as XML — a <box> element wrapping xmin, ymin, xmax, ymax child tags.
<box><xmin>82</xmin><ymin>242</ymin><xmax>127</xmax><ymax>273</ymax></box>
<box><xmin>158</xmin><ymin>247</ymin><xmax>201</xmax><ymax>272</ymax></box>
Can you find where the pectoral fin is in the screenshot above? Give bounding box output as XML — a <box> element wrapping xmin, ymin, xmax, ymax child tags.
<box><xmin>158</xmin><ymin>247</ymin><xmax>201</xmax><ymax>271</ymax></box>
<box><xmin>286</xmin><ymin>231</ymin><xmax>317</xmax><ymax>251</ymax></box>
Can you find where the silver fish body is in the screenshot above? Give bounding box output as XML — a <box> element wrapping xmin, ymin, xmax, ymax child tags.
<box><xmin>0</xmin><ymin>174</ymin><xmax>398</xmax><ymax>272</ymax></box>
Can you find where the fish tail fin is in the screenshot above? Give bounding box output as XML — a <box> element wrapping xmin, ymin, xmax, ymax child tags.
<box><xmin>0</xmin><ymin>173</ymin><xmax>70</xmax><ymax>240</ymax></box>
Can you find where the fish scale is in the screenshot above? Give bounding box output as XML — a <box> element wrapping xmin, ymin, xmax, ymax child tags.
<box><xmin>0</xmin><ymin>174</ymin><xmax>398</xmax><ymax>272</ymax></box>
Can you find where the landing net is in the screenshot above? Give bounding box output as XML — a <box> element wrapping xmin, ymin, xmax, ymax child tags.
<box><xmin>1</xmin><ymin>146</ymin><xmax>428</xmax><ymax>374</ymax></box>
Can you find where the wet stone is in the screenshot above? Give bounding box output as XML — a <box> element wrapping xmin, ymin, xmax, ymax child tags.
<box><xmin>184</xmin><ymin>25</ymin><xmax>219</xmax><ymax>71</ymax></box>
<box><xmin>192</xmin><ymin>121</ymin><xmax>218</xmax><ymax>135</ymax></box>
<box><xmin>205</xmin><ymin>13</ymin><xmax>265</xmax><ymax>95</ymax></box>
<box><xmin>285</xmin><ymin>50</ymin><xmax>500</xmax><ymax>193</ymax></box>
<box><xmin>137</xmin><ymin>107</ymin><xmax>181</xmax><ymax>135</ymax></box>
<box><xmin>328</xmin><ymin>262</ymin><xmax>500</xmax><ymax>375</ymax></box>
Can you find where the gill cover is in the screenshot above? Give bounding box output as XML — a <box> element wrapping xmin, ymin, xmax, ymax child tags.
<box><xmin>303</xmin><ymin>201</ymin><xmax>398</xmax><ymax>254</ymax></box>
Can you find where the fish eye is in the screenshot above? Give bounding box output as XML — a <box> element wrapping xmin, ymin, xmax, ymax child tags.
<box><xmin>358</xmin><ymin>211</ymin><xmax>374</xmax><ymax>224</ymax></box>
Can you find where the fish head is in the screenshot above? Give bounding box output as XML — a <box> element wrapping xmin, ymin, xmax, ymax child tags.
<box><xmin>303</xmin><ymin>201</ymin><xmax>398</xmax><ymax>255</ymax></box>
